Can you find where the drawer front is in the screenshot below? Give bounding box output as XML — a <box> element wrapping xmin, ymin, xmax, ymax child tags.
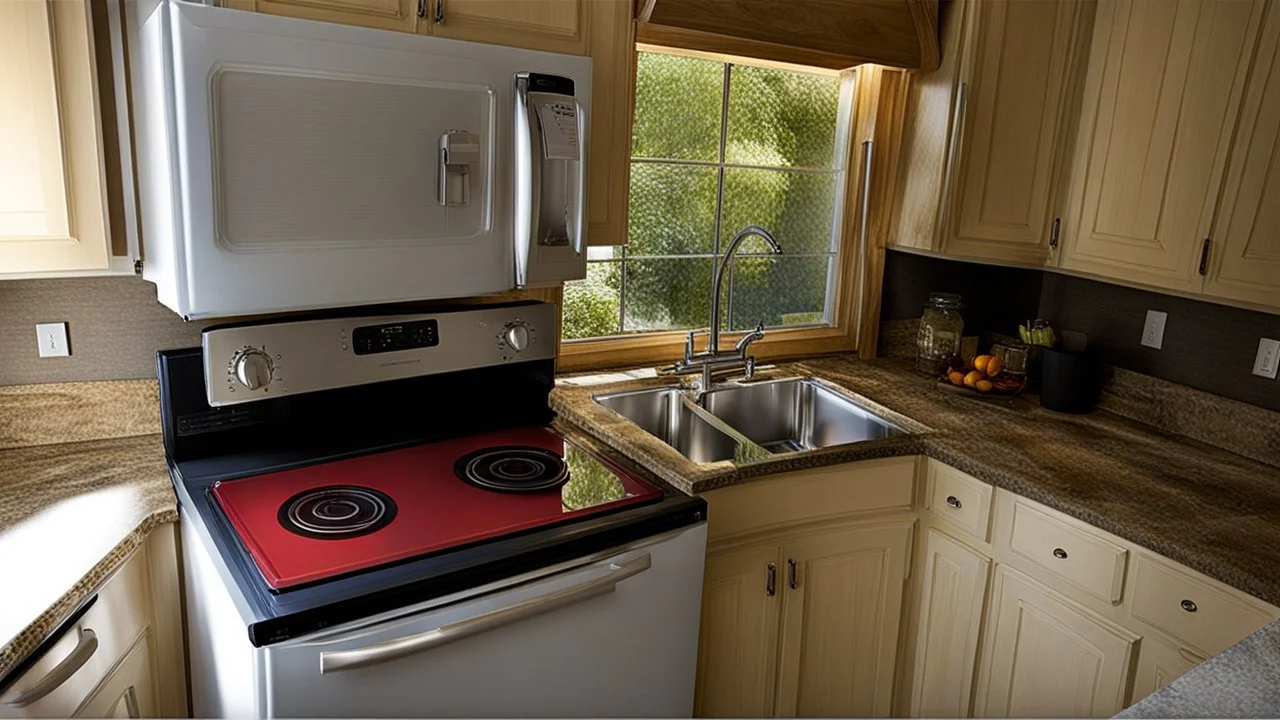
<box><xmin>1130</xmin><ymin>554</ymin><xmax>1276</xmax><ymax>656</ymax></box>
<box><xmin>1</xmin><ymin>549</ymin><xmax>150</xmax><ymax>718</ymax></box>
<box><xmin>704</xmin><ymin>457</ymin><xmax>915</xmax><ymax>541</ymax></box>
<box><xmin>925</xmin><ymin>461</ymin><xmax>993</xmax><ymax>542</ymax></box>
<box><xmin>1008</xmin><ymin>500</ymin><xmax>1128</xmax><ymax>604</ymax></box>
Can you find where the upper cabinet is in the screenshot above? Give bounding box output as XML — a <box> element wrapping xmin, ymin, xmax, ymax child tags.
<box><xmin>424</xmin><ymin>0</ymin><xmax>585</xmax><ymax>55</ymax></box>
<box><xmin>0</xmin><ymin>0</ymin><xmax>112</xmax><ymax>274</ymax></box>
<box><xmin>634</xmin><ymin>0</ymin><xmax>941</xmax><ymax>71</ymax></box>
<box><xmin>1060</xmin><ymin>0</ymin><xmax>1267</xmax><ymax>293</ymax></box>
<box><xmin>241</xmin><ymin>0</ymin><xmax>420</xmax><ymax>32</ymax></box>
<box><xmin>888</xmin><ymin>0</ymin><xmax>1095</xmax><ymax>264</ymax></box>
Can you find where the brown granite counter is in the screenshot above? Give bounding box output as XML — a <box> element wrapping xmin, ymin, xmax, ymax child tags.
<box><xmin>0</xmin><ymin>381</ymin><xmax>176</xmax><ymax>681</ymax></box>
<box><xmin>551</xmin><ymin>356</ymin><xmax>1280</xmax><ymax>607</ymax></box>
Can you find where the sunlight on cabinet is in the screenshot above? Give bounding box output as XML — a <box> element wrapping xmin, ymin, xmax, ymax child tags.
<box><xmin>974</xmin><ymin>565</ymin><xmax>1138</xmax><ymax>718</ymax></box>
<box><xmin>1061</xmin><ymin>0</ymin><xmax>1266</xmax><ymax>291</ymax></box>
<box><xmin>910</xmin><ymin>529</ymin><xmax>990</xmax><ymax>718</ymax></box>
<box><xmin>248</xmin><ymin>0</ymin><xmax>418</xmax><ymax>32</ymax></box>
<box><xmin>425</xmin><ymin>0</ymin><xmax>584</xmax><ymax>55</ymax></box>
<box><xmin>695</xmin><ymin>543</ymin><xmax>785</xmax><ymax>718</ymax></box>
<box><xmin>0</xmin><ymin>0</ymin><xmax>111</xmax><ymax>273</ymax></box>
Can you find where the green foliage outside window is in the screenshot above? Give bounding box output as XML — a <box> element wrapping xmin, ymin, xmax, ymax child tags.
<box><xmin>563</xmin><ymin>52</ymin><xmax>846</xmax><ymax>340</ymax></box>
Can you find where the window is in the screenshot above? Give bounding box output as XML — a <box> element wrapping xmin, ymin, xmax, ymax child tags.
<box><xmin>563</xmin><ymin>50</ymin><xmax>855</xmax><ymax>341</ymax></box>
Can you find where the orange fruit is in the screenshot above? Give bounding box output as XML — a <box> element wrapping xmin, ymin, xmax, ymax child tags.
<box><xmin>973</xmin><ymin>355</ymin><xmax>992</xmax><ymax>373</ymax></box>
<box><xmin>948</xmin><ymin>370</ymin><xmax>965</xmax><ymax>386</ymax></box>
<box><xmin>985</xmin><ymin>356</ymin><xmax>1004</xmax><ymax>377</ymax></box>
<box><xmin>975</xmin><ymin>379</ymin><xmax>994</xmax><ymax>393</ymax></box>
<box><xmin>963</xmin><ymin>370</ymin><xmax>983</xmax><ymax>388</ymax></box>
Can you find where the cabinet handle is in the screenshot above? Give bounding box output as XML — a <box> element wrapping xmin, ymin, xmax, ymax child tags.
<box><xmin>3</xmin><ymin>629</ymin><xmax>98</xmax><ymax>708</ymax></box>
<box><xmin>787</xmin><ymin>559</ymin><xmax>799</xmax><ymax>590</ymax></box>
<box><xmin>416</xmin><ymin>0</ymin><xmax>425</xmax><ymax>18</ymax></box>
<box><xmin>1049</xmin><ymin>217</ymin><xmax>1061</xmax><ymax>249</ymax></box>
<box><xmin>1181</xmin><ymin>598</ymin><xmax>1198</xmax><ymax>613</ymax></box>
<box><xmin>434</xmin><ymin>0</ymin><xmax>444</xmax><ymax>23</ymax></box>
<box><xmin>1198</xmin><ymin>237</ymin><xmax>1211</xmax><ymax>276</ymax></box>
<box><xmin>766</xmin><ymin>563</ymin><xmax>777</xmax><ymax>597</ymax></box>
<box><xmin>945</xmin><ymin>495</ymin><xmax>962</xmax><ymax>509</ymax></box>
<box><xmin>1052</xmin><ymin>547</ymin><xmax>1068</xmax><ymax>559</ymax></box>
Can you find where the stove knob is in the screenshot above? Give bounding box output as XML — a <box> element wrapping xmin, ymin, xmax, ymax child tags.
<box><xmin>503</xmin><ymin>322</ymin><xmax>531</xmax><ymax>352</ymax></box>
<box><xmin>233</xmin><ymin>348</ymin><xmax>274</xmax><ymax>390</ymax></box>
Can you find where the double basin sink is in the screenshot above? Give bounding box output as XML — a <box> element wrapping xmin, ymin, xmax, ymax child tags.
<box><xmin>593</xmin><ymin>377</ymin><xmax>907</xmax><ymax>464</ymax></box>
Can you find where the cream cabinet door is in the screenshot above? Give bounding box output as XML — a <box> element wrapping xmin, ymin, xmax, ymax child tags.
<box><xmin>0</xmin><ymin>0</ymin><xmax>111</xmax><ymax>274</ymax></box>
<box><xmin>73</xmin><ymin>635</ymin><xmax>156</xmax><ymax>719</ymax></box>
<box><xmin>943</xmin><ymin>0</ymin><xmax>1088</xmax><ymax>265</ymax></box>
<box><xmin>910</xmin><ymin>529</ymin><xmax>991</xmax><ymax>718</ymax></box>
<box><xmin>239</xmin><ymin>0</ymin><xmax>420</xmax><ymax>32</ymax></box>
<box><xmin>974</xmin><ymin>565</ymin><xmax>1139</xmax><ymax>718</ymax></box>
<box><xmin>1061</xmin><ymin>0</ymin><xmax>1265</xmax><ymax>291</ymax></box>
<box><xmin>1204</xmin><ymin>7</ymin><xmax>1280</xmax><ymax>308</ymax></box>
<box><xmin>423</xmin><ymin>0</ymin><xmax>585</xmax><ymax>55</ymax></box>
<box><xmin>695</xmin><ymin>542</ymin><xmax>785</xmax><ymax>718</ymax></box>
<box><xmin>1128</xmin><ymin>636</ymin><xmax>1203</xmax><ymax>707</ymax></box>
<box><xmin>774</xmin><ymin>521</ymin><xmax>912</xmax><ymax>718</ymax></box>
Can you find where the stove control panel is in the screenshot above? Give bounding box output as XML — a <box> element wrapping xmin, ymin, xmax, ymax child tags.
<box><xmin>202</xmin><ymin>302</ymin><xmax>557</xmax><ymax>406</ymax></box>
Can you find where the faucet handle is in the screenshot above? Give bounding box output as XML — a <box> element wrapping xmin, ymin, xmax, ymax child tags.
<box><xmin>734</xmin><ymin>322</ymin><xmax>767</xmax><ymax>354</ymax></box>
<box><xmin>684</xmin><ymin>328</ymin><xmax>708</xmax><ymax>362</ymax></box>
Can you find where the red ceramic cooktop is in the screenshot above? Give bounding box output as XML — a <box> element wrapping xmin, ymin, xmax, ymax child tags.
<box><xmin>212</xmin><ymin>426</ymin><xmax>662</xmax><ymax>590</ymax></box>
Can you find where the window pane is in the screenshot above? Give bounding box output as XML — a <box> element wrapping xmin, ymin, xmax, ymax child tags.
<box><xmin>726</xmin><ymin>65</ymin><xmax>841</xmax><ymax>169</ymax></box>
<box><xmin>623</xmin><ymin>258</ymin><xmax>714</xmax><ymax>332</ymax></box>
<box><xmin>721</xmin><ymin>168</ymin><xmax>837</xmax><ymax>255</ymax></box>
<box><xmin>563</xmin><ymin>262</ymin><xmax>621</xmax><ymax>339</ymax></box>
<box><xmin>632</xmin><ymin>53</ymin><xmax>723</xmax><ymax>162</ymax></box>
<box><xmin>728</xmin><ymin>256</ymin><xmax>831</xmax><ymax>331</ymax></box>
<box><xmin>629</xmin><ymin>163</ymin><xmax>719</xmax><ymax>255</ymax></box>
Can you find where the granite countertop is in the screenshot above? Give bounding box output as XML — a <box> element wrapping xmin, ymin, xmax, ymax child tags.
<box><xmin>1120</xmin><ymin>618</ymin><xmax>1280</xmax><ymax>717</ymax></box>
<box><xmin>0</xmin><ymin>382</ymin><xmax>177</xmax><ymax>682</ymax></box>
<box><xmin>551</xmin><ymin>355</ymin><xmax>1280</xmax><ymax>607</ymax></box>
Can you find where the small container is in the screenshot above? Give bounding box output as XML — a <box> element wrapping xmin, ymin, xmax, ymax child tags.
<box><xmin>916</xmin><ymin>293</ymin><xmax>964</xmax><ymax>375</ymax></box>
<box><xmin>990</xmin><ymin>343</ymin><xmax>1029</xmax><ymax>376</ymax></box>
<box><xmin>1040</xmin><ymin>348</ymin><xmax>1101</xmax><ymax>413</ymax></box>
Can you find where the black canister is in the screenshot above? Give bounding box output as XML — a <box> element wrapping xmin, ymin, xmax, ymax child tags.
<box><xmin>1039</xmin><ymin>348</ymin><xmax>1101</xmax><ymax>414</ymax></box>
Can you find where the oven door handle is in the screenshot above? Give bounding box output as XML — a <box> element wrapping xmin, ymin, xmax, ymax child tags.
<box><xmin>319</xmin><ymin>553</ymin><xmax>652</xmax><ymax>674</ymax></box>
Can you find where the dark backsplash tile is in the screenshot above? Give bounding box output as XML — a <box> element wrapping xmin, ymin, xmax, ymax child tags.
<box><xmin>880</xmin><ymin>250</ymin><xmax>1043</xmax><ymax>336</ymax></box>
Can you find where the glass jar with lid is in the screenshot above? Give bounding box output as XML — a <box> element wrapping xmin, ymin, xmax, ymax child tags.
<box><xmin>916</xmin><ymin>293</ymin><xmax>964</xmax><ymax>375</ymax></box>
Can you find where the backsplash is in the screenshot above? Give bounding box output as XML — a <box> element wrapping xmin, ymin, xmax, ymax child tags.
<box><xmin>881</xmin><ymin>250</ymin><xmax>1280</xmax><ymax>412</ymax></box>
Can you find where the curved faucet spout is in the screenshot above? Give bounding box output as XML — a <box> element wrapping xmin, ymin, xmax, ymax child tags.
<box><xmin>709</xmin><ymin>226</ymin><xmax>782</xmax><ymax>355</ymax></box>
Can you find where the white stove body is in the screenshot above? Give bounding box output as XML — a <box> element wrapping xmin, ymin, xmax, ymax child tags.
<box><xmin>182</xmin><ymin>509</ymin><xmax>707</xmax><ymax>718</ymax></box>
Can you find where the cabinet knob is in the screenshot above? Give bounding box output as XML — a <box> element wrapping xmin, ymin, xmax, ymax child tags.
<box><xmin>946</xmin><ymin>495</ymin><xmax>962</xmax><ymax>509</ymax></box>
<box><xmin>1181</xmin><ymin>599</ymin><xmax>1198</xmax><ymax>613</ymax></box>
<box><xmin>1052</xmin><ymin>547</ymin><xmax>1068</xmax><ymax>560</ymax></box>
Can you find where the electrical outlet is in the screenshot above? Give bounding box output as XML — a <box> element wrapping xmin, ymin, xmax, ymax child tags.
<box><xmin>1254</xmin><ymin>338</ymin><xmax>1280</xmax><ymax>379</ymax></box>
<box><xmin>35</xmin><ymin>322</ymin><xmax>70</xmax><ymax>358</ymax></box>
<box><xmin>1141</xmin><ymin>310</ymin><xmax>1167</xmax><ymax>350</ymax></box>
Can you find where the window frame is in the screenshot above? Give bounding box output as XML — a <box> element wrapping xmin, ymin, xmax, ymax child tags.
<box><xmin>558</xmin><ymin>49</ymin><xmax>887</xmax><ymax>373</ymax></box>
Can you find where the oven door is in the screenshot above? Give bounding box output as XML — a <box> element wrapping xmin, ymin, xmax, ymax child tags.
<box><xmin>132</xmin><ymin>0</ymin><xmax>588</xmax><ymax>318</ymax></box>
<box><xmin>260</xmin><ymin>524</ymin><xmax>707</xmax><ymax>718</ymax></box>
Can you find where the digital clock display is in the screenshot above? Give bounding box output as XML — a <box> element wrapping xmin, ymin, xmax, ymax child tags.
<box><xmin>352</xmin><ymin>320</ymin><xmax>439</xmax><ymax>355</ymax></box>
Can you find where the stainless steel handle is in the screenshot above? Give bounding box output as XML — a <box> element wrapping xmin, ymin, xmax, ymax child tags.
<box><xmin>321</xmin><ymin>554</ymin><xmax>651</xmax><ymax>674</ymax></box>
<box><xmin>766</xmin><ymin>563</ymin><xmax>777</xmax><ymax>597</ymax></box>
<box><xmin>4</xmin><ymin>629</ymin><xmax>98</xmax><ymax>708</ymax></box>
<box><xmin>856</xmin><ymin>140</ymin><xmax>873</xmax><ymax>320</ymax></box>
<box><xmin>1178</xmin><ymin>647</ymin><xmax>1207</xmax><ymax>664</ymax></box>
<box><xmin>945</xmin><ymin>495</ymin><xmax>962</xmax><ymax>509</ymax></box>
<box><xmin>787</xmin><ymin>559</ymin><xmax>798</xmax><ymax>590</ymax></box>
<box><xmin>1052</xmin><ymin>547</ymin><xmax>1068</xmax><ymax>560</ymax></box>
<box><xmin>433</xmin><ymin>0</ymin><xmax>444</xmax><ymax>23</ymax></box>
<box><xmin>1181</xmin><ymin>599</ymin><xmax>1198</xmax><ymax>613</ymax></box>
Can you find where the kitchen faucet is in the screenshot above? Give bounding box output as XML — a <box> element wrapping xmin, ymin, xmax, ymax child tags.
<box><xmin>668</xmin><ymin>225</ymin><xmax>783</xmax><ymax>391</ymax></box>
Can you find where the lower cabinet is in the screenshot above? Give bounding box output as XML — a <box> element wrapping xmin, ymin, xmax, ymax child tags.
<box><xmin>974</xmin><ymin>565</ymin><xmax>1138</xmax><ymax>718</ymax></box>
<box><xmin>1130</xmin><ymin>636</ymin><xmax>1203</xmax><ymax>703</ymax></box>
<box><xmin>696</xmin><ymin>520</ymin><xmax>913</xmax><ymax>718</ymax></box>
<box><xmin>73</xmin><ymin>634</ymin><xmax>155</xmax><ymax>719</ymax></box>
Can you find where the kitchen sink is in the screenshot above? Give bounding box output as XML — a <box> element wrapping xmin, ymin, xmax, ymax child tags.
<box><xmin>593</xmin><ymin>387</ymin><xmax>741</xmax><ymax>464</ymax></box>
<box><xmin>700</xmin><ymin>378</ymin><xmax>905</xmax><ymax>453</ymax></box>
<box><xmin>593</xmin><ymin>377</ymin><xmax>907</xmax><ymax>463</ymax></box>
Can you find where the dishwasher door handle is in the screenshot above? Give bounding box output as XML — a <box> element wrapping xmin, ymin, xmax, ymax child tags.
<box><xmin>3</xmin><ymin>629</ymin><xmax>98</xmax><ymax>709</ymax></box>
<box><xmin>320</xmin><ymin>553</ymin><xmax>653</xmax><ymax>674</ymax></box>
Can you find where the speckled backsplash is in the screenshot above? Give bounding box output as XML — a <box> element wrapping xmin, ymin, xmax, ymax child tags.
<box><xmin>0</xmin><ymin>380</ymin><xmax>161</xmax><ymax>451</ymax></box>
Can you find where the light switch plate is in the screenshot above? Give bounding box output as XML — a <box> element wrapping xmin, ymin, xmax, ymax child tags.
<box><xmin>1141</xmin><ymin>310</ymin><xmax>1167</xmax><ymax>350</ymax></box>
<box><xmin>1254</xmin><ymin>338</ymin><xmax>1280</xmax><ymax>379</ymax></box>
<box><xmin>35</xmin><ymin>322</ymin><xmax>70</xmax><ymax>358</ymax></box>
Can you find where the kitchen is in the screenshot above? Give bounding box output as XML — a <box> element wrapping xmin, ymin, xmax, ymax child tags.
<box><xmin>2</xmin><ymin>0</ymin><xmax>1279</xmax><ymax>717</ymax></box>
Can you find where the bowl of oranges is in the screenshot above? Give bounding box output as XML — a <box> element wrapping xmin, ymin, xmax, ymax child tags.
<box><xmin>938</xmin><ymin>352</ymin><xmax>1026</xmax><ymax>398</ymax></box>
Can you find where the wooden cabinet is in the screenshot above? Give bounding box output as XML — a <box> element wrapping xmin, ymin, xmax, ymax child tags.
<box><xmin>1129</xmin><ymin>636</ymin><xmax>1203</xmax><ymax>705</ymax></box>
<box><xmin>0</xmin><ymin>0</ymin><xmax>112</xmax><ymax>274</ymax></box>
<box><xmin>424</xmin><ymin>0</ymin><xmax>585</xmax><ymax>54</ymax></box>
<box><xmin>1203</xmin><ymin>6</ymin><xmax>1280</xmax><ymax>307</ymax></box>
<box><xmin>240</xmin><ymin>0</ymin><xmax>419</xmax><ymax>32</ymax></box>
<box><xmin>584</xmin><ymin>0</ymin><xmax>635</xmax><ymax>247</ymax></box>
<box><xmin>1060</xmin><ymin>0</ymin><xmax>1266</xmax><ymax>292</ymax></box>
<box><xmin>74</xmin><ymin>635</ymin><xmax>156</xmax><ymax>719</ymax></box>
<box><xmin>974</xmin><ymin>564</ymin><xmax>1138</xmax><ymax>718</ymax></box>
<box><xmin>909</xmin><ymin>529</ymin><xmax>990</xmax><ymax>718</ymax></box>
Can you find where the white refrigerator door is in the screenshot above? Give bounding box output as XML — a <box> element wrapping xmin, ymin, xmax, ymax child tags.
<box><xmin>135</xmin><ymin>0</ymin><xmax>589</xmax><ymax>317</ymax></box>
<box><xmin>261</xmin><ymin>524</ymin><xmax>707</xmax><ymax>718</ymax></box>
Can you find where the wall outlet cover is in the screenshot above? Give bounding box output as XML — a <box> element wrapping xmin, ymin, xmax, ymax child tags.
<box><xmin>1141</xmin><ymin>310</ymin><xmax>1167</xmax><ymax>350</ymax></box>
<box><xmin>35</xmin><ymin>322</ymin><xmax>70</xmax><ymax>358</ymax></box>
<box><xmin>1254</xmin><ymin>338</ymin><xmax>1280</xmax><ymax>379</ymax></box>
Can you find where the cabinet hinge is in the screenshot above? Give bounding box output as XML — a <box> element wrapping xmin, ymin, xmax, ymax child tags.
<box><xmin>1198</xmin><ymin>237</ymin><xmax>1212</xmax><ymax>276</ymax></box>
<box><xmin>133</xmin><ymin>258</ymin><xmax>143</xmax><ymax>275</ymax></box>
<box><xmin>1049</xmin><ymin>217</ymin><xmax>1061</xmax><ymax>249</ymax></box>
<box><xmin>416</xmin><ymin>0</ymin><xmax>426</xmax><ymax>18</ymax></box>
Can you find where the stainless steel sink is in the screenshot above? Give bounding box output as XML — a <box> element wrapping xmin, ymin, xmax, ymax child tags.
<box><xmin>593</xmin><ymin>387</ymin><xmax>741</xmax><ymax>463</ymax></box>
<box><xmin>700</xmin><ymin>378</ymin><xmax>905</xmax><ymax>453</ymax></box>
